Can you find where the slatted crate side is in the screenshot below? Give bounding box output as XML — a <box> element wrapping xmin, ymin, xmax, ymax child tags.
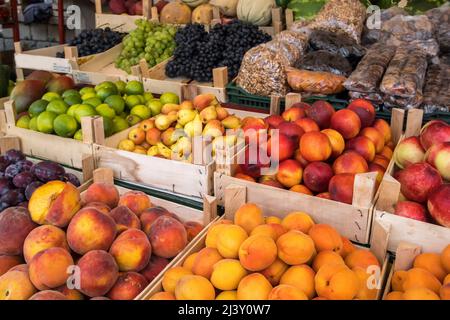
<box><xmin>94</xmin><ymin>0</ymin><xmax>151</xmax><ymax>32</ymax></box>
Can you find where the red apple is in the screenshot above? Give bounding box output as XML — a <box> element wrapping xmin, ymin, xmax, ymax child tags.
<box><xmin>394</xmin><ymin>201</ymin><xmax>428</xmax><ymax>222</ymax></box>
<box><xmin>425</xmin><ymin>142</ymin><xmax>450</xmax><ymax>181</ymax></box>
<box><xmin>420</xmin><ymin>120</ymin><xmax>450</xmax><ymax>150</ymax></box>
<box><xmin>427</xmin><ymin>184</ymin><xmax>450</xmax><ymax>227</ymax></box>
<box><xmin>394</xmin><ymin>136</ymin><xmax>425</xmax><ymax>169</ymax></box>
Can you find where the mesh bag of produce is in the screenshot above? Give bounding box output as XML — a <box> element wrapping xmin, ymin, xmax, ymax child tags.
<box><xmin>422</xmin><ymin>63</ymin><xmax>450</xmax><ymax>113</ymax></box>
<box><xmin>344</xmin><ymin>43</ymin><xmax>396</xmax><ymax>93</ymax></box>
<box><xmin>426</xmin><ymin>3</ymin><xmax>450</xmax><ymax>54</ymax></box>
<box><xmin>309</xmin><ymin>0</ymin><xmax>367</xmax><ymax>43</ymax></box>
<box><xmin>297</xmin><ymin>50</ymin><xmax>353</xmax><ymax>76</ymax></box>
<box><xmin>286</xmin><ymin>67</ymin><xmax>346</xmax><ymax>95</ymax></box>
<box><xmin>236</xmin><ymin>45</ymin><xmax>290</xmax><ymax>96</ymax></box>
<box><xmin>362</xmin><ymin>7</ymin><xmax>408</xmax><ymax>45</ymax></box>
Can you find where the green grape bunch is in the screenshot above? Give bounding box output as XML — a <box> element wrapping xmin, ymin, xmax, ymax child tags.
<box><xmin>115</xmin><ymin>19</ymin><xmax>178</xmax><ymax>74</ymax></box>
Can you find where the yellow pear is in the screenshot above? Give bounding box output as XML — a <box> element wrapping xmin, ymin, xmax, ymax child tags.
<box><xmin>203</xmin><ymin>119</ymin><xmax>225</xmax><ymax>138</ymax></box>
<box><xmin>171</xmin><ymin>137</ymin><xmax>192</xmax><ymax>161</ymax></box>
<box><xmin>118</xmin><ymin>139</ymin><xmax>135</xmax><ymax>151</ymax></box>
<box><xmin>157</xmin><ymin>142</ymin><xmax>172</xmax><ymax>159</ymax></box>
<box><xmin>147</xmin><ymin>145</ymin><xmax>159</xmax><ymax>156</ymax></box>
<box><xmin>155</xmin><ymin>114</ymin><xmax>177</xmax><ymax>131</ymax></box>
<box><xmin>161</xmin><ymin>103</ymin><xmax>180</xmax><ymax>114</ymax></box>
<box><xmin>178</xmin><ymin>109</ymin><xmax>197</xmax><ymax>126</ymax></box>
<box><xmin>161</xmin><ymin>127</ymin><xmax>177</xmax><ymax>146</ymax></box>
<box><xmin>184</xmin><ymin>114</ymin><xmax>203</xmax><ymax>137</ymax></box>
<box><xmin>222</xmin><ymin>115</ymin><xmax>241</xmax><ymax>129</ymax></box>
<box><xmin>180</xmin><ymin>100</ymin><xmax>194</xmax><ymax>110</ymax></box>
<box><xmin>215</xmin><ymin>106</ymin><xmax>229</xmax><ymax>121</ymax></box>
<box><xmin>212</xmin><ymin>135</ymin><xmax>238</xmax><ymax>154</ymax></box>
<box><xmin>200</xmin><ymin>105</ymin><xmax>217</xmax><ymax>123</ymax></box>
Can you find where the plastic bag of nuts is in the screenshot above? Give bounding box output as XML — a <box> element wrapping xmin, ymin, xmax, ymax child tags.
<box><xmin>426</xmin><ymin>3</ymin><xmax>450</xmax><ymax>54</ymax></box>
<box><xmin>286</xmin><ymin>67</ymin><xmax>346</xmax><ymax>95</ymax></box>
<box><xmin>422</xmin><ymin>63</ymin><xmax>450</xmax><ymax>113</ymax></box>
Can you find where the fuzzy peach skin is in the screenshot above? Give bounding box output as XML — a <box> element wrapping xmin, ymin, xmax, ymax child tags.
<box><xmin>148</xmin><ymin>216</ymin><xmax>188</xmax><ymax>259</ymax></box>
<box><xmin>107</xmin><ymin>272</ymin><xmax>148</xmax><ymax>300</ymax></box>
<box><xmin>109</xmin><ymin>229</ymin><xmax>151</xmax><ymax>272</ymax></box>
<box><xmin>0</xmin><ymin>264</ymin><xmax>36</xmax><ymax>300</ymax></box>
<box><xmin>23</xmin><ymin>225</ymin><xmax>69</xmax><ymax>263</ymax></box>
<box><xmin>118</xmin><ymin>191</ymin><xmax>152</xmax><ymax>216</ymax></box>
<box><xmin>82</xmin><ymin>182</ymin><xmax>120</xmax><ymax>208</ymax></box>
<box><xmin>108</xmin><ymin>206</ymin><xmax>141</xmax><ymax>233</ymax></box>
<box><xmin>0</xmin><ymin>207</ymin><xmax>37</xmax><ymax>256</ymax></box>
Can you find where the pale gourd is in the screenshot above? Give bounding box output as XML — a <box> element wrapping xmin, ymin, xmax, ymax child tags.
<box><xmin>237</xmin><ymin>0</ymin><xmax>275</xmax><ymax>26</ymax></box>
<box><xmin>192</xmin><ymin>4</ymin><xmax>214</xmax><ymax>24</ymax></box>
<box><xmin>160</xmin><ymin>1</ymin><xmax>192</xmax><ymax>24</ymax></box>
<box><xmin>182</xmin><ymin>0</ymin><xmax>209</xmax><ymax>8</ymax></box>
<box><xmin>210</xmin><ymin>0</ymin><xmax>239</xmax><ymax>17</ymax></box>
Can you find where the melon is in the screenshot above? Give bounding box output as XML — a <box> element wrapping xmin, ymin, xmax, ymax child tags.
<box><xmin>182</xmin><ymin>0</ymin><xmax>208</xmax><ymax>8</ymax></box>
<box><xmin>192</xmin><ymin>3</ymin><xmax>214</xmax><ymax>24</ymax></box>
<box><xmin>160</xmin><ymin>1</ymin><xmax>192</xmax><ymax>24</ymax></box>
<box><xmin>210</xmin><ymin>0</ymin><xmax>239</xmax><ymax>17</ymax></box>
<box><xmin>237</xmin><ymin>0</ymin><xmax>275</xmax><ymax>26</ymax></box>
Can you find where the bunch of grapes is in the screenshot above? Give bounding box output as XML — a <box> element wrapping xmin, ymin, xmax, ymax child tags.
<box><xmin>115</xmin><ymin>19</ymin><xmax>177</xmax><ymax>74</ymax></box>
<box><xmin>166</xmin><ymin>20</ymin><xmax>272</xmax><ymax>82</ymax></box>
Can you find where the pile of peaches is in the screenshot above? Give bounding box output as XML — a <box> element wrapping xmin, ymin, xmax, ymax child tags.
<box><xmin>385</xmin><ymin>245</ymin><xmax>450</xmax><ymax>300</ymax></box>
<box><xmin>392</xmin><ymin>120</ymin><xmax>450</xmax><ymax>228</ymax></box>
<box><xmin>235</xmin><ymin>99</ymin><xmax>394</xmax><ymax>204</ymax></box>
<box><xmin>0</xmin><ymin>180</ymin><xmax>203</xmax><ymax>300</ymax></box>
<box><xmin>150</xmin><ymin>203</ymin><xmax>382</xmax><ymax>300</ymax></box>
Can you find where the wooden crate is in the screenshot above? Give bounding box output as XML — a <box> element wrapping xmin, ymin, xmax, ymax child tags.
<box><xmin>140</xmin><ymin>184</ymin><xmax>391</xmax><ymax>300</ymax></box>
<box><xmin>84</xmin><ymin>167</ymin><xmax>218</xmax><ymax>300</ymax></box>
<box><xmin>0</xmin><ymin>97</ymin><xmax>9</xmax><ymax>135</ymax></box>
<box><xmin>374</xmin><ymin>109</ymin><xmax>450</xmax><ymax>254</ymax></box>
<box><xmin>214</xmin><ymin>108</ymin><xmax>406</xmax><ymax>244</ymax></box>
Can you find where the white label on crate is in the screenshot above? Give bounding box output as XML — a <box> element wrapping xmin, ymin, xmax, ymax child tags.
<box><xmin>73</xmin><ymin>72</ymin><xmax>92</xmax><ymax>84</ymax></box>
<box><xmin>53</xmin><ymin>63</ymin><xmax>72</xmax><ymax>73</ymax></box>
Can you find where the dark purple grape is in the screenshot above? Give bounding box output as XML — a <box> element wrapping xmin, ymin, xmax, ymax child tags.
<box><xmin>4</xmin><ymin>149</ymin><xmax>25</xmax><ymax>163</ymax></box>
<box><xmin>32</xmin><ymin>161</ymin><xmax>65</xmax><ymax>182</ymax></box>
<box><xmin>0</xmin><ymin>189</ymin><xmax>23</xmax><ymax>206</ymax></box>
<box><xmin>4</xmin><ymin>164</ymin><xmax>21</xmax><ymax>179</ymax></box>
<box><xmin>25</xmin><ymin>181</ymin><xmax>43</xmax><ymax>200</ymax></box>
<box><xmin>16</xmin><ymin>160</ymin><xmax>33</xmax><ymax>172</ymax></box>
<box><xmin>0</xmin><ymin>155</ymin><xmax>10</xmax><ymax>172</ymax></box>
<box><xmin>62</xmin><ymin>172</ymin><xmax>81</xmax><ymax>187</ymax></box>
<box><xmin>12</xmin><ymin>171</ymin><xmax>36</xmax><ymax>189</ymax></box>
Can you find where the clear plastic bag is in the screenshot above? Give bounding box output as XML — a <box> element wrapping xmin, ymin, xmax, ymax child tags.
<box><xmin>264</xmin><ymin>40</ymin><xmax>302</xmax><ymax>67</ymax></box>
<box><xmin>362</xmin><ymin>7</ymin><xmax>408</xmax><ymax>45</ymax></box>
<box><xmin>426</xmin><ymin>3</ymin><xmax>450</xmax><ymax>54</ymax></box>
<box><xmin>298</xmin><ymin>50</ymin><xmax>353</xmax><ymax>76</ymax></box>
<box><xmin>349</xmin><ymin>91</ymin><xmax>384</xmax><ymax>105</ymax></box>
<box><xmin>286</xmin><ymin>67</ymin><xmax>346</xmax><ymax>95</ymax></box>
<box><xmin>344</xmin><ymin>43</ymin><xmax>396</xmax><ymax>93</ymax></box>
<box><xmin>275</xmin><ymin>31</ymin><xmax>309</xmax><ymax>55</ymax></box>
<box><xmin>422</xmin><ymin>63</ymin><xmax>450</xmax><ymax>113</ymax></box>
<box><xmin>308</xmin><ymin>30</ymin><xmax>366</xmax><ymax>62</ymax></box>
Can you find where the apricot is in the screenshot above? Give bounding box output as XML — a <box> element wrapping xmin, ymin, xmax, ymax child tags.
<box><xmin>56</xmin><ymin>284</ymin><xmax>84</xmax><ymax>300</ymax></box>
<box><xmin>216</xmin><ymin>291</ymin><xmax>237</xmax><ymax>300</ymax></box>
<box><xmin>308</xmin><ymin>224</ymin><xmax>343</xmax><ymax>253</ymax></box>
<box><xmin>340</xmin><ymin>236</ymin><xmax>356</xmax><ymax>258</ymax></box>
<box><xmin>29</xmin><ymin>290</ymin><xmax>68</xmax><ymax>300</ymax></box>
<box><xmin>205</xmin><ymin>222</ymin><xmax>232</xmax><ymax>249</ymax></box>
<box><xmin>329</xmin><ymin>173</ymin><xmax>355</xmax><ymax>204</ymax></box>
<box><xmin>250</xmin><ymin>223</ymin><xmax>287</xmax><ymax>241</ymax></box>
<box><xmin>29</xmin><ymin>181</ymin><xmax>80</xmax><ymax>228</ymax></box>
<box><xmin>0</xmin><ymin>265</ymin><xmax>36</xmax><ymax>300</ymax></box>
<box><xmin>211</xmin><ymin>259</ymin><xmax>247</xmax><ymax>290</ymax></box>
<box><xmin>441</xmin><ymin>245</ymin><xmax>450</xmax><ymax>273</ymax></box>
<box><xmin>413</xmin><ymin>253</ymin><xmax>447</xmax><ymax>282</ymax></box>
<box><xmin>77</xmin><ymin>250</ymin><xmax>119</xmax><ymax>297</ymax></box>
<box><xmin>239</xmin><ymin>235</ymin><xmax>278</xmax><ymax>271</ymax></box>
<box><xmin>140</xmin><ymin>206</ymin><xmax>170</xmax><ymax>235</ymax></box>
<box><xmin>345</xmin><ymin>249</ymin><xmax>380</xmax><ymax>270</ymax></box>
<box><xmin>261</xmin><ymin>258</ymin><xmax>289</xmax><ymax>286</ymax></box>
<box><xmin>191</xmin><ymin>247</ymin><xmax>223</xmax><ymax>279</ymax></box>
<box><xmin>402</xmin><ymin>288</ymin><xmax>440</xmax><ymax>300</ymax></box>
<box><xmin>148</xmin><ymin>216</ymin><xmax>188</xmax><ymax>259</ymax></box>
<box><xmin>118</xmin><ymin>191</ymin><xmax>152</xmax><ymax>216</ymax></box>
<box><xmin>216</xmin><ymin>225</ymin><xmax>248</xmax><ymax>259</ymax></box>
<box><xmin>109</xmin><ymin>229</ymin><xmax>151</xmax><ymax>272</ymax></box>
<box><xmin>0</xmin><ymin>207</ymin><xmax>37</xmax><ymax>256</ymax></box>
<box><xmin>384</xmin><ymin>291</ymin><xmax>403</xmax><ymax>300</ymax></box>
<box><xmin>237</xmin><ymin>273</ymin><xmax>273</xmax><ymax>300</ymax></box>
<box><xmin>333</xmin><ymin>151</ymin><xmax>368</xmax><ymax>175</ymax></box>
<box><xmin>182</xmin><ymin>253</ymin><xmax>198</xmax><ymax>272</ymax></box>
<box><xmin>281</xmin><ymin>212</ymin><xmax>315</xmax><ymax>233</ymax></box>
<box><xmin>150</xmin><ymin>292</ymin><xmax>176</xmax><ymax>300</ymax></box>
<box><xmin>28</xmin><ymin>247</ymin><xmax>73</xmax><ymax>290</ymax></box>
<box><xmin>83</xmin><ymin>182</ymin><xmax>119</xmax><ymax>209</ymax></box>
<box><xmin>353</xmin><ymin>266</ymin><xmax>378</xmax><ymax>300</ymax></box>
<box><xmin>444</xmin><ymin>274</ymin><xmax>450</xmax><ymax>285</ymax></box>
<box><xmin>162</xmin><ymin>267</ymin><xmax>193</xmax><ymax>293</ymax></box>
<box><xmin>23</xmin><ymin>225</ymin><xmax>69</xmax><ymax>263</ymax></box>
<box><xmin>0</xmin><ymin>255</ymin><xmax>23</xmax><ymax>276</ymax></box>
<box><xmin>234</xmin><ymin>203</ymin><xmax>264</xmax><ymax>234</ymax></box>
<box><xmin>277</xmin><ymin>231</ymin><xmax>316</xmax><ymax>265</ymax></box>
<box><xmin>330</xmin><ymin>109</ymin><xmax>361</xmax><ymax>139</ymax></box>
<box><xmin>140</xmin><ymin>256</ymin><xmax>170</xmax><ymax>282</ymax></box>
<box><xmin>175</xmin><ymin>275</ymin><xmax>216</xmax><ymax>300</ymax></box>
<box><xmin>67</xmin><ymin>208</ymin><xmax>117</xmax><ymax>255</ymax></box>
<box><xmin>315</xmin><ymin>263</ymin><xmax>359</xmax><ymax>300</ymax></box>
<box><xmin>361</xmin><ymin>127</ymin><xmax>385</xmax><ymax>153</ymax></box>
<box><xmin>322</xmin><ymin>129</ymin><xmax>345</xmax><ymax>158</ymax></box>
<box><xmin>266</xmin><ymin>216</ymin><xmax>281</xmax><ymax>224</ymax></box>
<box><xmin>280</xmin><ymin>265</ymin><xmax>316</xmax><ymax>299</ymax></box>
<box><xmin>313</xmin><ymin>251</ymin><xmax>345</xmax><ymax>272</ymax></box>
<box><xmin>391</xmin><ymin>270</ymin><xmax>408</xmax><ymax>291</ymax></box>
<box><xmin>268</xmin><ymin>284</ymin><xmax>309</xmax><ymax>300</ymax></box>
<box><xmin>108</xmin><ymin>206</ymin><xmax>141</xmax><ymax>233</ymax></box>
<box><xmin>440</xmin><ymin>284</ymin><xmax>450</xmax><ymax>300</ymax></box>
<box><xmin>300</xmin><ymin>131</ymin><xmax>332</xmax><ymax>162</ymax></box>
<box><xmin>403</xmin><ymin>268</ymin><xmax>442</xmax><ymax>294</ymax></box>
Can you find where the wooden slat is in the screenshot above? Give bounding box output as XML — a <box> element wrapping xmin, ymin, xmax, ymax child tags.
<box><xmin>224</xmin><ymin>184</ymin><xmax>246</xmax><ymax>220</ymax></box>
<box><xmin>393</xmin><ymin>242</ymin><xmax>421</xmax><ymax>271</ymax></box>
<box><xmin>285</xmin><ymin>93</ymin><xmax>301</xmax><ymax>109</ymax></box>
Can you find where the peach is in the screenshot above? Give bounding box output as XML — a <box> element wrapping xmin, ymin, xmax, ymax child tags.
<box><xmin>107</xmin><ymin>272</ymin><xmax>148</xmax><ymax>300</ymax></box>
<box><xmin>278</xmin><ymin>121</ymin><xmax>305</xmax><ymax>144</ymax></box>
<box><xmin>395</xmin><ymin>201</ymin><xmax>429</xmax><ymax>222</ymax></box>
<box><xmin>237</xmin><ymin>273</ymin><xmax>273</xmax><ymax>300</ymax></box>
<box><xmin>193</xmin><ymin>94</ymin><xmax>216</xmax><ymax>111</ymax></box>
<box><xmin>346</xmin><ymin>136</ymin><xmax>376</xmax><ymax>162</ymax></box>
<box><xmin>83</xmin><ymin>182</ymin><xmax>119</xmax><ymax>209</ymax></box>
<box><xmin>281</xmin><ymin>212</ymin><xmax>315</xmax><ymax>233</ymax></box>
<box><xmin>250</xmin><ymin>223</ymin><xmax>287</xmax><ymax>241</ymax></box>
<box><xmin>330</xmin><ymin>109</ymin><xmax>361</xmax><ymax>139</ymax></box>
<box><xmin>268</xmin><ymin>133</ymin><xmax>296</xmax><ymax>162</ymax></box>
<box><xmin>234</xmin><ymin>203</ymin><xmax>264</xmax><ymax>234</ymax></box>
<box><xmin>235</xmin><ymin>173</ymin><xmax>256</xmax><ymax>182</ymax></box>
<box><xmin>361</xmin><ymin>127</ymin><xmax>385</xmax><ymax>153</ymax></box>
<box><xmin>145</xmin><ymin>127</ymin><xmax>161</xmax><ymax>146</ymax></box>
<box><xmin>347</xmin><ymin>99</ymin><xmax>375</xmax><ymax>128</ymax></box>
<box><xmin>402</xmin><ymin>288</ymin><xmax>440</xmax><ymax>300</ymax></box>
<box><xmin>345</xmin><ymin>249</ymin><xmax>380</xmax><ymax>269</ymax></box>
<box><xmin>420</xmin><ymin>120</ymin><xmax>450</xmax><ymax>150</ymax></box>
<box><xmin>0</xmin><ymin>265</ymin><xmax>36</xmax><ymax>300</ymax></box>
<box><xmin>150</xmin><ymin>292</ymin><xmax>176</xmax><ymax>300</ymax></box>
<box><xmin>162</xmin><ymin>267</ymin><xmax>193</xmax><ymax>293</ymax></box>
<box><xmin>23</xmin><ymin>225</ymin><xmax>69</xmax><ymax>263</ymax></box>
<box><xmin>373</xmin><ymin>119</ymin><xmax>392</xmax><ymax>143</ymax></box>
<box><xmin>300</xmin><ymin>132</ymin><xmax>332</xmax><ymax>162</ymax></box>
<box><xmin>56</xmin><ymin>284</ymin><xmax>84</xmax><ymax>300</ymax></box>
<box><xmin>264</xmin><ymin>114</ymin><xmax>284</xmax><ymax>129</ymax></box>
<box><xmin>276</xmin><ymin>159</ymin><xmax>303</xmax><ymax>188</ymax></box>
<box><xmin>67</xmin><ymin>208</ymin><xmax>117</xmax><ymax>255</ymax></box>
<box><xmin>391</xmin><ymin>270</ymin><xmax>408</xmax><ymax>291</ymax></box>
<box><xmin>182</xmin><ymin>253</ymin><xmax>198</xmax><ymax>272</ymax></box>
<box><xmin>427</xmin><ymin>184</ymin><xmax>450</xmax><ymax>227</ymax></box>
<box><xmin>413</xmin><ymin>253</ymin><xmax>447</xmax><ymax>282</ymax></box>
<box><xmin>340</xmin><ymin>236</ymin><xmax>356</xmax><ymax>258</ymax></box>
<box><xmin>290</xmin><ymin>184</ymin><xmax>313</xmax><ymax>195</ymax></box>
<box><xmin>368</xmin><ymin>163</ymin><xmax>386</xmax><ymax>186</ymax></box>
<box><xmin>205</xmin><ymin>221</ymin><xmax>233</xmax><ymax>249</ymax></box>
<box><xmin>312</xmin><ymin>251</ymin><xmax>345</xmax><ymax>272</ymax></box>
<box><xmin>440</xmin><ymin>284</ymin><xmax>450</xmax><ymax>300</ymax></box>
<box><xmin>239</xmin><ymin>235</ymin><xmax>277</xmax><ymax>271</ymax></box>
<box><xmin>175</xmin><ymin>275</ymin><xmax>216</xmax><ymax>300</ymax></box>
<box><xmin>83</xmin><ymin>202</ymin><xmax>111</xmax><ymax>214</ymax></box>
<box><xmin>322</xmin><ymin>129</ymin><xmax>345</xmax><ymax>158</ymax></box>
<box><xmin>303</xmin><ymin>162</ymin><xmax>334</xmax><ymax>193</ymax></box>
<box><xmin>384</xmin><ymin>291</ymin><xmax>403</xmax><ymax>300</ymax></box>
<box><xmin>395</xmin><ymin>163</ymin><xmax>442</xmax><ymax>203</ymax></box>
<box><xmin>441</xmin><ymin>245</ymin><xmax>450</xmax><ymax>273</ymax></box>
<box><xmin>216</xmin><ymin>291</ymin><xmax>237</xmax><ymax>300</ymax></box>
<box><xmin>140</xmin><ymin>206</ymin><xmax>170</xmax><ymax>235</ymax></box>
<box><xmin>317</xmin><ymin>192</ymin><xmax>331</xmax><ymax>200</ymax></box>
<box><xmin>261</xmin><ymin>258</ymin><xmax>289</xmax><ymax>286</ymax></box>
<box><xmin>333</xmin><ymin>151</ymin><xmax>368</xmax><ymax>175</ymax></box>
<box><xmin>77</xmin><ymin>250</ymin><xmax>119</xmax><ymax>297</ymax></box>
<box><xmin>216</xmin><ymin>225</ymin><xmax>248</xmax><ymax>259</ymax></box>
<box><xmin>380</xmin><ymin>146</ymin><xmax>393</xmax><ymax>160</ymax></box>
<box><xmin>118</xmin><ymin>191</ymin><xmax>151</xmax><ymax>216</ymax></box>
<box><xmin>0</xmin><ymin>207</ymin><xmax>36</xmax><ymax>256</ymax></box>
<box><xmin>329</xmin><ymin>173</ymin><xmax>355</xmax><ymax>204</ymax></box>
<box><xmin>140</xmin><ymin>256</ymin><xmax>170</xmax><ymax>282</ymax></box>
<box><xmin>184</xmin><ymin>221</ymin><xmax>203</xmax><ymax>241</ymax></box>
<box><xmin>90</xmin><ymin>296</ymin><xmax>110</xmax><ymax>300</ymax></box>
<box><xmin>266</xmin><ymin>216</ymin><xmax>281</xmax><ymax>224</ymax></box>
<box><xmin>308</xmin><ymin>224</ymin><xmax>343</xmax><ymax>253</ymax></box>
<box><xmin>29</xmin><ymin>290</ymin><xmax>68</xmax><ymax>300</ymax></box>
<box><xmin>353</xmin><ymin>266</ymin><xmax>377</xmax><ymax>300</ymax></box>
<box><xmin>277</xmin><ymin>230</ymin><xmax>316</xmax><ymax>265</ymax></box>
<box><xmin>282</xmin><ymin>106</ymin><xmax>306</xmax><ymax>122</ymax></box>
<box><xmin>307</xmin><ymin>101</ymin><xmax>335</xmax><ymax>129</ymax></box>
<box><xmin>315</xmin><ymin>263</ymin><xmax>359</xmax><ymax>300</ymax></box>
<box><xmin>108</xmin><ymin>206</ymin><xmax>141</xmax><ymax>233</ymax></box>
<box><xmin>0</xmin><ymin>255</ymin><xmax>23</xmax><ymax>276</ymax></box>
<box><xmin>294</xmin><ymin>118</ymin><xmax>319</xmax><ymax>133</ymax></box>
<box><xmin>280</xmin><ymin>264</ymin><xmax>315</xmax><ymax>299</ymax></box>
<box><xmin>210</xmin><ymin>259</ymin><xmax>248</xmax><ymax>291</ymax></box>
<box><xmin>425</xmin><ymin>142</ymin><xmax>450</xmax><ymax>180</ymax></box>
<box><xmin>269</xmin><ymin>284</ymin><xmax>309</xmax><ymax>300</ymax></box>
<box><xmin>191</xmin><ymin>247</ymin><xmax>222</xmax><ymax>279</ymax></box>
<box><xmin>109</xmin><ymin>229</ymin><xmax>151</xmax><ymax>272</ymax></box>
<box><xmin>148</xmin><ymin>216</ymin><xmax>188</xmax><ymax>258</ymax></box>
<box><xmin>29</xmin><ymin>247</ymin><xmax>74</xmax><ymax>290</ymax></box>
